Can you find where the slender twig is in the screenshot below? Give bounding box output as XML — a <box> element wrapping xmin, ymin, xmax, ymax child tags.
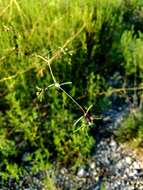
<box><xmin>37</xmin><ymin>55</ymin><xmax>56</xmax><ymax>83</ymax></box>
<box><xmin>59</xmin><ymin>86</ymin><xmax>86</xmax><ymax>115</ymax></box>
<box><xmin>77</xmin><ymin>86</ymin><xmax>143</xmax><ymax>100</ymax></box>
<box><xmin>0</xmin><ymin>3</ymin><xmax>11</xmax><ymax>17</ymax></box>
<box><xmin>85</xmin><ymin>104</ymin><xmax>93</xmax><ymax>114</ymax></box>
<box><xmin>45</xmin><ymin>84</ymin><xmax>55</xmax><ymax>90</ymax></box>
<box><xmin>60</xmin><ymin>82</ymin><xmax>72</xmax><ymax>86</ymax></box>
<box><xmin>73</xmin><ymin>116</ymin><xmax>84</xmax><ymax>127</ymax></box>
<box><xmin>0</xmin><ymin>63</ymin><xmax>36</xmax><ymax>82</ymax></box>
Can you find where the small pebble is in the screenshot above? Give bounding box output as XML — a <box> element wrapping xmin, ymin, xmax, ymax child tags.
<box><xmin>77</xmin><ymin>167</ymin><xmax>86</xmax><ymax>178</ymax></box>
<box><xmin>90</xmin><ymin>162</ymin><xmax>96</xmax><ymax>169</ymax></box>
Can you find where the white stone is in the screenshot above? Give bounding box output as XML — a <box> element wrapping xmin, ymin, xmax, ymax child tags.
<box><xmin>110</xmin><ymin>139</ymin><xmax>117</xmax><ymax>151</ymax></box>
<box><xmin>92</xmin><ymin>171</ymin><xmax>98</xmax><ymax>176</ymax></box>
<box><xmin>60</xmin><ymin>168</ymin><xmax>67</xmax><ymax>175</ymax></box>
<box><xmin>77</xmin><ymin>167</ymin><xmax>85</xmax><ymax>178</ymax></box>
<box><xmin>133</xmin><ymin>161</ymin><xmax>141</xmax><ymax>170</ymax></box>
<box><xmin>125</xmin><ymin>168</ymin><xmax>130</xmax><ymax>174</ymax></box>
<box><xmin>90</xmin><ymin>162</ymin><xmax>96</xmax><ymax>169</ymax></box>
<box><xmin>129</xmin><ymin>171</ymin><xmax>134</xmax><ymax>177</ymax></box>
<box><xmin>116</xmin><ymin>160</ymin><xmax>123</xmax><ymax>169</ymax></box>
<box><xmin>125</xmin><ymin>156</ymin><xmax>132</xmax><ymax>165</ymax></box>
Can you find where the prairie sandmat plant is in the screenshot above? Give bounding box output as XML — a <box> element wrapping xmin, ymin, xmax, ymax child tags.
<box><xmin>0</xmin><ymin>0</ymin><xmax>143</xmax><ymax>186</ymax></box>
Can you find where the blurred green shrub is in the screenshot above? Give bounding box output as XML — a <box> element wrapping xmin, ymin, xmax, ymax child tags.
<box><xmin>116</xmin><ymin>108</ymin><xmax>143</xmax><ymax>147</ymax></box>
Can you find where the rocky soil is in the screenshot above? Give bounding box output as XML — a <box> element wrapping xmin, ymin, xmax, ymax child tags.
<box><xmin>53</xmin><ymin>103</ymin><xmax>143</xmax><ymax>190</ymax></box>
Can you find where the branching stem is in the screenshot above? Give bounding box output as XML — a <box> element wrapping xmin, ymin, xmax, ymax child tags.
<box><xmin>37</xmin><ymin>53</ymin><xmax>92</xmax><ymax>126</ymax></box>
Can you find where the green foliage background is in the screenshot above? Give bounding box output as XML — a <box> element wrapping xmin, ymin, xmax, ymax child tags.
<box><xmin>0</xmin><ymin>0</ymin><xmax>143</xmax><ymax>185</ymax></box>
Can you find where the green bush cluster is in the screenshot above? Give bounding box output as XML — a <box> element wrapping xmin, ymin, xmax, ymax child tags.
<box><xmin>0</xmin><ymin>0</ymin><xmax>143</xmax><ymax>185</ymax></box>
<box><xmin>116</xmin><ymin>108</ymin><xmax>143</xmax><ymax>147</ymax></box>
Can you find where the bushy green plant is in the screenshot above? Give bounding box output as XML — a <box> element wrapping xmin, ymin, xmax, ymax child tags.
<box><xmin>0</xmin><ymin>0</ymin><xmax>96</xmax><ymax>184</ymax></box>
<box><xmin>116</xmin><ymin>108</ymin><xmax>143</xmax><ymax>147</ymax></box>
<box><xmin>42</xmin><ymin>172</ymin><xmax>58</xmax><ymax>190</ymax></box>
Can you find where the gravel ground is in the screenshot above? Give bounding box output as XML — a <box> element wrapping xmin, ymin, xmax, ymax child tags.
<box><xmin>54</xmin><ymin>137</ymin><xmax>143</xmax><ymax>190</ymax></box>
<box><xmin>54</xmin><ymin>103</ymin><xmax>143</xmax><ymax>190</ymax></box>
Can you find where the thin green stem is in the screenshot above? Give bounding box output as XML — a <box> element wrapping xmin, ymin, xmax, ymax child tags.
<box><xmin>85</xmin><ymin>105</ymin><xmax>93</xmax><ymax>115</ymax></box>
<box><xmin>73</xmin><ymin>115</ymin><xmax>84</xmax><ymax>127</ymax></box>
<box><xmin>60</xmin><ymin>82</ymin><xmax>72</xmax><ymax>86</ymax></box>
<box><xmin>48</xmin><ymin>61</ymin><xmax>57</xmax><ymax>84</ymax></box>
<box><xmin>59</xmin><ymin>86</ymin><xmax>85</xmax><ymax>115</ymax></box>
<box><xmin>45</xmin><ymin>83</ymin><xmax>55</xmax><ymax>90</ymax></box>
<box><xmin>37</xmin><ymin>55</ymin><xmax>56</xmax><ymax>83</ymax></box>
